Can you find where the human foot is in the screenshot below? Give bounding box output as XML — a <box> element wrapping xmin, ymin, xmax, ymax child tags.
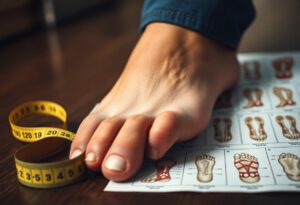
<box><xmin>234</xmin><ymin>153</ymin><xmax>260</xmax><ymax>183</ymax></box>
<box><xmin>195</xmin><ymin>154</ymin><xmax>215</xmax><ymax>183</ymax></box>
<box><xmin>278</xmin><ymin>153</ymin><xmax>300</xmax><ymax>181</ymax></box>
<box><xmin>69</xmin><ymin>23</ymin><xmax>239</xmax><ymax>181</ymax></box>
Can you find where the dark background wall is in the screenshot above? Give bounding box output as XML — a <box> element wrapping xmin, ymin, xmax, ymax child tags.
<box><xmin>0</xmin><ymin>0</ymin><xmax>299</xmax><ymax>52</ymax></box>
<box><xmin>239</xmin><ymin>0</ymin><xmax>300</xmax><ymax>52</ymax></box>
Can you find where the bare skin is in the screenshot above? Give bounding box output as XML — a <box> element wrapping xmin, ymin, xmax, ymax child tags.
<box><xmin>69</xmin><ymin>23</ymin><xmax>239</xmax><ymax>181</ymax></box>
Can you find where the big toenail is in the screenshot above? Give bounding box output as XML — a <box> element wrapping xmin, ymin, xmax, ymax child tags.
<box><xmin>105</xmin><ymin>155</ymin><xmax>127</xmax><ymax>172</ymax></box>
<box><xmin>70</xmin><ymin>149</ymin><xmax>83</xmax><ymax>159</ymax></box>
<box><xmin>85</xmin><ymin>152</ymin><xmax>96</xmax><ymax>162</ymax></box>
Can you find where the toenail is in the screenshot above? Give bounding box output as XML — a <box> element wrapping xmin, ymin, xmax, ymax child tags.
<box><xmin>105</xmin><ymin>155</ymin><xmax>127</xmax><ymax>172</ymax></box>
<box><xmin>70</xmin><ymin>149</ymin><xmax>83</xmax><ymax>159</ymax></box>
<box><xmin>85</xmin><ymin>152</ymin><xmax>97</xmax><ymax>162</ymax></box>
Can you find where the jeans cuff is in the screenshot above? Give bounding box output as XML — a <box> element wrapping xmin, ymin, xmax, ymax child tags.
<box><xmin>140</xmin><ymin>8</ymin><xmax>241</xmax><ymax>50</ymax></box>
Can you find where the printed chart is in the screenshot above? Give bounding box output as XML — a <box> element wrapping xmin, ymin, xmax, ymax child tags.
<box><xmin>105</xmin><ymin>52</ymin><xmax>300</xmax><ymax>192</ymax></box>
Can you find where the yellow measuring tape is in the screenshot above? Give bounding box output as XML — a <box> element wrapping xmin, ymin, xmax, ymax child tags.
<box><xmin>9</xmin><ymin>101</ymin><xmax>87</xmax><ymax>188</ymax></box>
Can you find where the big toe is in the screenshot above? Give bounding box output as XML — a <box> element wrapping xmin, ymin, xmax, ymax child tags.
<box><xmin>101</xmin><ymin>114</ymin><xmax>153</xmax><ymax>181</ymax></box>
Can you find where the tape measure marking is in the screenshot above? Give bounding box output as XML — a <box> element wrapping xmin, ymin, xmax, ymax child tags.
<box><xmin>9</xmin><ymin>101</ymin><xmax>87</xmax><ymax>189</ymax></box>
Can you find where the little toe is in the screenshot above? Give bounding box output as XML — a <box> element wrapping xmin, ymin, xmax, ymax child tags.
<box><xmin>147</xmin><ymin>111</ymin><xmax>179</xmax><ymax>160</ymax></box>
<box><xmin>70</xmin><ymin>113</ymin><xmax>103</xmax><ymax>159</ymax></box>
<box><xmin>85</xmin><ymin>117</ymin><xmax>125</xmax><ymax>171</ymax></box>
<box><xmin>102</xmin><ymin>115</ymin><xmax>153</xmax><ymax>181</ymax></box>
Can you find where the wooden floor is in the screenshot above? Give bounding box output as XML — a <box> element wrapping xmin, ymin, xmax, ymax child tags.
<box><xmin>0</xmin><ymin>1</ymin><xmax>299</xmax><ymax>205</ymax></box>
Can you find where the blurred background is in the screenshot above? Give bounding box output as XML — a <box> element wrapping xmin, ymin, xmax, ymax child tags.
<box><xmin>0</xmin><ymin>0</ymin><xmax>122</xmax><ymax>43</ymax></box>
<box><xmin>0</xmin><ymin>0</ymin><xmax>300</xmax><ymax>51</ymax></box>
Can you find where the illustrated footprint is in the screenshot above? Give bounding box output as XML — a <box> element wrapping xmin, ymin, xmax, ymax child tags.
<box><xmin>245</xmin><ymin>117</ymin><xmax>258</xmax><ymax>141</ymax></box>
<box><xmin>223</xmin><ymin>118</ymin><xmax>232</xmax><ymax>142</ymax></box>
<box><xmin>195</xmin><ymin>154</ymin><xmax>215</xmax><ymax>183</ymax></box>
<box><xmin>213</xmin><ymin>118</ymin><xmax>232</xmax><ymax>143</ymax></box>
<box><xmin>213</xmin><ymin>118</ymin><xmax>222</xmax><ymax>142</ymax></box>
<box><xmin>278</xmin><ymin>153</ymin><xmax>300</xmax><ymax>181</ymax></box>
<box><xmin>286</xmin><ymin>116</ymin><xmax>300</xmax><ymax>139</ymax></box>
<box><xmin>255</xmin><ymin>116</ymin><xmax>267</xmax><ymax>141</ymax></box>
<box><xmin>142</xmin><ymin>157</ymin><xmax>176</xmax><ymax>183</ymax></box>
<box><xmin>234</xmin><ymin>153</ymin><xmax>260</xmax><ymax>183</ymax></box>
<box><xmin>275</xmin><ymin>115</ymin><xmax>292</xmax><ymax>139</ymax></box>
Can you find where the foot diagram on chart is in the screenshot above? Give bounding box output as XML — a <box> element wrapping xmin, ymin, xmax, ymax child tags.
<box><xmin>242</xmin><ymin>61</ymin><xmax>261</xmax><ymax>80</ymax></box>
<box><xmin>276</xmin><ymin>115</ymin><xmax>300</xmax><ymax>140</ymax></box>
<box><xmin>245</xmin><ymin>116</ymin><xmax>267</xmax><ymax>141</ymax></box>
<box><xmin>195</xmin><ymin>154</ymin><xmax>215</xmax><ymax>183</ymax></box>
<box><xmin>142</xmin><ymin>157</ymin><xmax>176</xmax><ymax>183</ymax></box>
<box><xmin>215</xmin><ymin>90</ymin><xmax>233</xmax><ymax>109</ymax></box>
<box><xmin>273</xmin><ymin>87</ymin><xmax>296</xmax><ymax>108</ymax></box>
<box><xmin>272</xmin><ymin>57</ymin><xmax>294</xmax><ymax>79</ymax></box>
<box><xmin>243</xmin><ymin>88</ymin><xmax>264</xmax><ymax>109</ymax></box>
<box><xmin>213</xmin><ymin>118</ymin><xmax>232</xmax><ymax>142</ymax></box>
<box><xmin>278</xmin><ymin>153</ymin><xmax>300</xmax><ymax>181</ymax></box>
<box><xmin>234</xmin><ymin>153</ymin><xmax>260</xmax><ymax>183</ymax></box>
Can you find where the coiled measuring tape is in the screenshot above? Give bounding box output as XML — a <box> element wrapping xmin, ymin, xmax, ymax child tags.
<box><xmin>9</xmin><ymin>101</ymin><xmax>87</xmax><ymax>188</ymax></box>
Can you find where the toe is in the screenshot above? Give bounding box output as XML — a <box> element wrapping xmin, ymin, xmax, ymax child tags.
<box><xmin>147</xmin><ymin>112</ymin><xmax>179</xmax><ymax>160</ymax></box>
<box><xmin>85</xmin><ymin>117</ymin><xmax>125</xmax><ymax>171</ymax></box>
<box><xmin>102</xmin><ymin>115</ymin><xmax>153</xmax><ymax>181</ymax></box>
<box><xmin>70</xmin><ymin>113</ymin><xmax>103</xmax><ymax>159</ymax></box>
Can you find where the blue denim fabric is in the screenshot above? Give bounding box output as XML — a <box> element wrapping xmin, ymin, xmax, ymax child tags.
<box><xmin>141</xmin><ymin>0</ymin><xmax>256</xmax><ymax>49</ymax></box>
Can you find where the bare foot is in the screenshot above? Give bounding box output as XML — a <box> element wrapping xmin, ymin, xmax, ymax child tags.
<box><xmin>69</xmin><ymin>23</ymin><xmax>239</xmax><ymax>181</ymax></box>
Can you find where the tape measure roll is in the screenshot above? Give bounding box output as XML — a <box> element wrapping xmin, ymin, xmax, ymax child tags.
<box><xmin>9</xmin><ymin>101</ymin><xmax>87</xmax><ymax>188</ymax></box>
